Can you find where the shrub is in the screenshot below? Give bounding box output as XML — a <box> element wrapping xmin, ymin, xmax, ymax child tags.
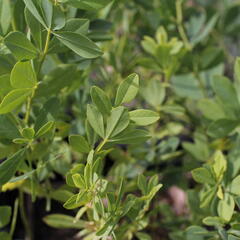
<box><xmin>1</xmin><ymin>0</ymin><xmax>240</xmax><ymax>240</ymax></box>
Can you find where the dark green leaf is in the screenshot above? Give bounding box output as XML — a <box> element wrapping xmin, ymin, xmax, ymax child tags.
<box><xmin>0</xmin><ymin>206</ymin><xmax>11</xmax><ymax>228</ymax></box>
<box><xmin>64</xmin><ymin>0</ymin><xmax>112</xmax><ymax>11</ymax></box>
<box><xmin>4</xmin><ymin>31</ymin><xmax>38</xmax><ymax>60</ymax></box>
<box><xmin>207</xmin><ymin>119</ymin><xmax>239</xmax><ymax>138</ymax></box>
<box><xmin>69</xmin><ymin>135</ymin><xmax>91</xmax><ymax>153</ymax></box>
<box><xmin>87</xmin><ymin>104</ymin><xmax>105</xmax><ymax>138</ymax></box>
<box><xmin>212</xmin><ymin>75</ymin><xmax>240</xmax><ymax>119</ymax></box>
<box><xmin>91</xmin><ymin>86</ymin><xmax>112</xmax><ymax>115</ymax></box>
<box><xmin>0</xmin><ymin>148</ymin><xmax>25</xmax><ymax>186</ymax></box>
<box><xmin>54</xmin><ymin>31</ymin><xmax>102</xmax><ymax>59</ymax></box>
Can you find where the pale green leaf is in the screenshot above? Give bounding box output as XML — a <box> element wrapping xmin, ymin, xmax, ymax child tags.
<box><xmin>10</xmin><ymin>61</ymin><xmax>37</xmax><ymax>89</ymax></box>
<box><xmin>54</xmin><ymin>31</ymin><xmax>102</xmax><ymax>59</ymax></box>
<box><xmin>129</xmin><ymin>109</ymin><xmax>160</xmax><ymax>126</ymax></box>
<box><xmin>115</xmin><ymin>73</ymin><xmax>139</xmax><ymax>106</ymax></box>
<box><xmin>0</xmin><ymin>88</ymin><xmax>32</xmax><ymax>114</ymax></box>
<box><xmin>43</xmin><ymin>214</ymin><xmax>86</xmax><ymax>229</ymax></box>
<box><xmin>106</xmin><ymin>106</ymin><xmax>129</xmax><ymax>138</ymax></box>
<box><xmin>191</xmin><ymin>167</ymin><xmax>216</xmax><ymax>185</ymax></box>
<box><xmin>91</xmin><ymin>86</ymin><xmax>112</xmax><ymax>115</ymax></box>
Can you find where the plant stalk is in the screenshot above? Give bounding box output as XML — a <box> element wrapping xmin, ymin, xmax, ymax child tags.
<box><xmin>10</xmin><ymin>198</ymin><xmax>19</xmax><ymax>237</ymax></box>
<box><xmin>19</xmin><ymin>189</ymin><xmax>33</xmax><ymax>240</ymax></box>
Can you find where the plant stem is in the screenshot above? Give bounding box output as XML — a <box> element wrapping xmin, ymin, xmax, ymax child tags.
<box><xmin>10</xmin><ymin>198</ymin><xmax>19</xmax><ymax>237</ymax></box>
<box><xmin>193</xmin><ymin>64</ymin><xmax>208</xmax><ymax>98</ymax></box>
<box><xmin>96</xmin><ymin>138</ymin><xmax>108</xmax><ymax>153</ymax></box>
<box><xmin>24</xmin><ymin>28</ymin><xmax>51</xmax><ymax>125</ymax></box>
<box><xmin>19</xmin><ymin>189</ymin><xmax>32</xmax><ymax>240</ymax></box>
<box><xmin>24</xmin><ymin>90</ymin><xmax>35</xmax><ymax>125</ymax></box>
<box><xmin>37</xmin><ymin>28</ymin><xmax>52</xmax><ymax>77</ymax></box>
<box><xmin>176</xmin><ymin>0</ymin><xmax>192</xmax><ymax>50</ymax></box>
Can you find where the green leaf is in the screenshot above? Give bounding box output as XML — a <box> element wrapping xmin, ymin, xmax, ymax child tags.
<box><xmin>0</xmin><ymin>88</ymin><xmax>32</xmax><ymax>114</ymax></box>
<box><xmin>91</xmin><ymin>86</ymin><xmax>112</xmax><ymax>115</ymax></box>
<box><xmin>115</xmin><ymin>73</ymin><xmax>139</xmax><ymax>106</ymax></box>
<box><xmin>191</xmin><ymin>167</ymin><xmax>216</xmax><ymax>185</ymax></box>
<box><xmin>23</xmin><ymin>0</ymin><xmax>48</xmax><ymax>28</ymax></box>
<box><xmin>63</xmin><ymin>0</ymin><xmax>112</xmax><ymax>11</ymax></box>
<box><xmin>136</xmin><ymin>232</ymin><xmax>151</xmax><ymax>240</ymax></box>
<box><xmin>10</xmin><ymin>61</ymin><xmax>37</xmax><ymax>89</ymax></box>
<box><xmin>207</xmin><ymin>119</ymin><xmax>239</xmax><ymax>138</ymax></box>
<box><xmin>25</xmin><ymin>9</ymin><xmax>43</xmax><ymax>48</ymax></box>
<box><xmin>51</xmin><ymin>5</ymin><xmax>66</xmax><ymax>30</ymax></box>
<box><xmin>110</xmin><ymin>128</ymin><xmax>151</xmax><ymax>144</ymax></box>
<box><xmin>212</xmin><ymin>75</ymin><xmax>240</xmax><ymax>119</ymax></box>
<box><xmin>200</xmin><ymin>187</ymin><xmax>217</xmax><ymax>208</ymax></box>
<box><xmin>138</xmin><ymin>175</ymin><xmax>148</xmax><ymax>195</ymax></box>
<box><xmin>35</xmin><ymin>121</ymin><xmax>54</xmax><ymax>137</ymax></box>
<box><xmin>0</xmin><ymin>206</ymin><xmax>11</xmax><ymax>228</ymax></box>
<box><xmin>234</xmin><ymin>57</ymin><xmax>240</xmax><ymax>83</ymax></box>
<box><xmin>0</xmin><ymin>115</ymin><xmax>20</xmax><ymax>139</ymax></box>
<box><xmin>106</xmin><ymin>106</ymin><xmax>129</xmax><ymax>138</ymax></box>
<box><xmin>64</xmin><ymin>192</ymin><xmax>91</xmax><ymax>209</ymax></box>
<box><xmin>0</xmin><ymin>148</ymin><xmax>25</xmax><ymax>186</ymax></box>
<box><xmin>72</xmin><ymin>173</ymin><xmax>85</xmax><ymax>189</ymax></box>
<box><xmin>228</xmin><ymin>235</ymin><xmax>240</xmax><ymax>240</ymax></box>
<box><xmin>43</xmin><ymin>214</ymin><xmax>86</xmax><ymax>229</ymax></box>
<box><xmin>185</xmin><ymin>226</ymin><xmax>209</xmax><ymax>240</ymax></box>
<box><xmin>218</xmin><ymin>194</ymin><xmax>235</xmax><ymax>222</ymax></box>
<box><xmin>63</xmin><ymin>18</ymin><xmax>90</xmax><ymax>35</ymax></box>
<box><xmin>202</xmin><ymin>216</ymin><xmax>224</xmax><ymax>226</ymax></box>
<box><xmin>36</xmin><ymin>64</ymin><xmax>80</xmax><ymax>97</ymax></box>
<box><xmin>229</xmin><ymin>176</ymin><xmax>240</xmax><ymax>196</ymax></box>
<box><xmin>54</xmin><ymin>31</ymin><xmax>102</xmax><ymax>59</ymax></box>
<box><xmin>129</xmin><ymin>109</ymin><xmax>160</xmax><ymax>126</ymax></box>
<box><xmin>4</xmin><ymin>31</ymin><xmax>38</xmax><ymax>60</ymax></box>
<box><xmin>69</xmin><ymin>135</ymin><xmax>91</xmax><ymax>153</ymax></box>
<box><xmin>212</xmin><ymin>150</ymin><xmax>227</xmax><ymax>181</ymax></box>
<box><xmin>87</xmin><ymin>104</ymin><xmax>105</xmax><ymax>138</ymax></box>
<box><xmin>191</xmin><ymin>14</ymin><xmax>218</xmax><ymax>45</ymax></box>
<box><xmin>198</xmin><ymin>99</ymin><xmax>225</xmax><ymax>120</ymax></box>
<box><xmin>116</xmin><ymin>178</ymin><xmax>124</xmax><ymax>207</ymax></box>
<box><xmin>141</xmin><ymin>79</ymin><xmax>165</xmax><ymax>108</ymax></box>
<box><xmin>0</xmin><ymin>74</ymin><xmax>12</xmax><ymax>97</ymax></box>
<box><xmin>84</xmin><ymin>163</ymin><xmax>92</xmax><ymax>188</ymax></box>
<box><xmin>13</xmin><ymin>138</ymin><xmax>30</xmax><ymax>144</ymax></box>
<box><xmin>0</xmin><ymin>0</ymin><xmax>11</xmax><ymax>35</ymax></box>
<box><xmin>21</xmin><ymin>127</ymin><xmax>35</xmax><ymax>139</ymax></box>
<box><xmin>23</xmin><ymin>0</ymin><xmax>65</xmax><ymax>30</ymax></box>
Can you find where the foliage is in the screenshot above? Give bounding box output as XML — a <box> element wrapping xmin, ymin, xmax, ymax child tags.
<box><xmin>1</xmin><ymin>0</ymin><xmax>240</xmax><ymax>240</ymax></box>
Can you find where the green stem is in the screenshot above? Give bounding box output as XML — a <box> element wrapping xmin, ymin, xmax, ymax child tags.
<box><xmin>176</xmin><ymin>0</ymin><xmax>192</xmax><ymax>50</ymax></box>
<box><xmin>96</xmin><ymin>138</ymin><xmax>108</xmax><ymax>153</ymax></box>
<box><xmin>24</xmin><ymin>28</ymin><xmax>51</xmax><ymax>125</ymax></box>
<box><xmin>37</xmin><ymin>28</ymin><xmax>52</xmax><ymax>77</ymax></box>
<box><xmin>193</xmin><ymin>64</ymin><xmax>208</xmax><ymax>98</ymax></box>
<box><xmin>24</xmin><ymin>90</ymin><xmax>35</xmax><ymax>125</ymax></box>
<box><xmin>19</xmin><ymin>189</ymin><xmax>32</xmax><ymax>240</ymax></box>
<box><xmin>10</xmin><ymin>198</ymin><xmax>19</xmax><ymax>237</ymax></box>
